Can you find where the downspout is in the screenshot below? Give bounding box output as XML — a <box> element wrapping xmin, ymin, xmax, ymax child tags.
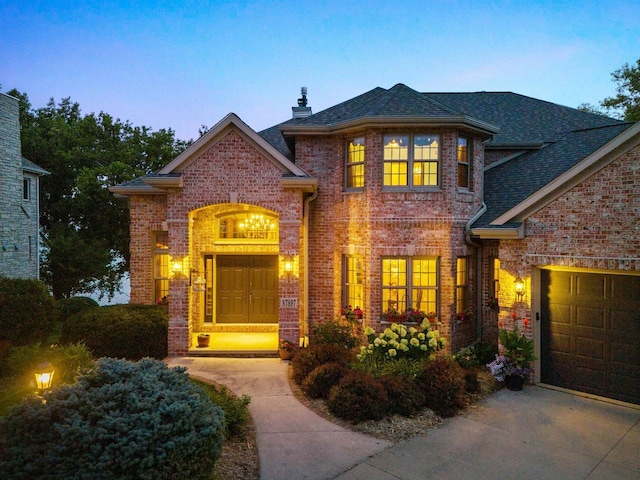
<box><xmin>302</xmin><ymin>188</ymin><xmax>318</xmax><ymax>347</ymax></box>
<box><xmin>465</xmin><ymin>202</ymin><xmax>487</xmax><ymax>343</ymax></box>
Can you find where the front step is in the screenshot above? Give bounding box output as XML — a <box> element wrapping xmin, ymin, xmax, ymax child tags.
<box><xmin>187</xmin><ymin>349</ymin><xmax>279</xmax><ymax>358</ymax></box>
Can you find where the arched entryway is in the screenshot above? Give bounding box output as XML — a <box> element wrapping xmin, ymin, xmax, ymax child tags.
<box><xmin>189</xmin><ymin>204</ymin><xmax>281</xmax><ymax>353</ymax></box>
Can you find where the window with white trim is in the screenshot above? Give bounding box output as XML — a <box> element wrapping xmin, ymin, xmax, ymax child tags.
<box><xmin>383</xmin><ymin>134</ymin><xmax>439</xmax><ymax>188</ymax></box>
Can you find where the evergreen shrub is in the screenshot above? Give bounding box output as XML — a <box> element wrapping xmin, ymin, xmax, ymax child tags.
<box><xmin>0</xmin><ymin>358</ymin><xmax>225</xmax><ymax>480</ymax></box>
<box><xmin>56</xmin><ymin>296</ymin><xmax>99</xmax><ymax>322</ymax></box>
<box><xmin>191</xmin><ymin>379</ymin><xmax>251</xmax><ymax>437</ymax></box>
<box><xmin>301</xmin><ymin>362</ymin><xmax>349</xmax><ymax>399</ymax></box>
<box><xmin>418</xmin><ymin>356</ymin><xmax>467</xmax><ymax>417</ymax></box>
<box><xmin>290</xmin><ymin>344</ymin><xmax>353</xmax><ymax>385</ymax></box>
<box><xmin>326</xmin><ymin>371</ymin><xmax>389</xmax><ymax>423</ymax></box>
<box><xmin>0</xmin><ymin>278</ymin><xmax>57</xmax><ymax>346</ymax></box>
<box><xmin>61</xmin><ymin>304</ymin><xmax>168</xmax><ymax>359</ymax></box>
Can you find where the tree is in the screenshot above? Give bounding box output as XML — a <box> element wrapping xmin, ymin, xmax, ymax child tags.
<box><xmin>6</xmin><ymin>90</ymin><xmax>189</xmax><ymax>299</ymax></box>
<box><xmin>600</xmin><ymin>58</ymin><xmax>640</xmax><ymax>122</ymax></box>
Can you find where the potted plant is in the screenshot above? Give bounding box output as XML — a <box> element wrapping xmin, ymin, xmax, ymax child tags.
<box><xmin>486</xmin><ymin>326</ymin><xmax>536</xmax><ymax>390</ymax></box>
<box><xmin>425</xmin><ymin>311</ymin><xmax>438</xmax><ymax>324</ymax></box>
<box><xmin>278</xmin><ymin>338</ymin><xmax>296</xmax><ymax>360</ymax></box>
<box><xmin>197</xmin><ymin>333</ymin><xmax>210</xmax><ymax>348</ymax></box>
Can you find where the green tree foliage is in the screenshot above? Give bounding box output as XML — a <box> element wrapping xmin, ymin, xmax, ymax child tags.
<box><xmin>601</xmin><ymin>58</ymin><xmax>640</xmax><ymax>122</ymax></box>
<box><xmin>5</xmin><ymin>90</ymin><xmax>189</xmax><ymax>299</ymax></box>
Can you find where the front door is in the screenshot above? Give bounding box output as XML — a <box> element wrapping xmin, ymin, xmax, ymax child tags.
<box><xmin>213</xmin><ymin>255</ymin><xmax>278</xmax><ymax>324</ymax></box>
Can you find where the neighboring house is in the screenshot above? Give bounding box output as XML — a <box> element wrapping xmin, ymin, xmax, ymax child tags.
<box><xmin>112</xmin><ymin>84</ymin><xmax>640</xmax><ymax>405</ymax></box>
<box><xmin>0</xmin><ymin>93</ymin><xmax>48</xmax><ymax>279</ymax></box>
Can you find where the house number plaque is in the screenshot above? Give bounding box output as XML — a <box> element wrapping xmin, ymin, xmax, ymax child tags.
<box><xmin>280</xmin><ymin>298</ymin><xmax>298</xmax><ymax>308</ymax></box>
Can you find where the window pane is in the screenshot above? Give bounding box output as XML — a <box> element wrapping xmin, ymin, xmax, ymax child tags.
<box><xmin>383</xmin><ymin>161</ymin><xmax>408</xmax><ymax>186</ymax></box>
<box><xmin>344</xmin><ymin>256</ymin><xmax>364</xmax><ymax>309</ymax></box>
<box><xmin>414</xmin><ymin>135</ymin><xmax>439</xmax><ymax>160</ymax></box>
<box><xmin>382</xmin><ymin>258</ymin><xmax>407</xmax><ymax>312</ymax></box>
<box><xmin>218</xmin><ymin>212</ymin><xmax>278</xmax><ymax>240</ymax></box>
<box><xmin>347</xmin><ymin>163</ymin><xmax>364</xmax><ymax>188</ymax></box>
<box><xmin>457</xmin><ymin>137</ymin><xmax>469</xmax><ymax>188</ymax></box>
<box><xmin>383</xmin><ymin>135</ymin><xmax>408</xmax><ymax>160</ymax></box>
<box><xmin>413</xmin><ymin>161</ymin><xmax>438</xmax><ymax>186</ymax></box>
<box><xmin>456</xmin><ymin>257</ymin><xmax>468</xmax><ymax>314</ymax></box>
<box><xmin>412</xmin><ymin>258</ymin><xmax>437</xmax><ymax>313</ymax></box>
<box><xmin>349</xmin><ymin>137</ymin><xmax>365</xmax><ymax>162</ymax></box>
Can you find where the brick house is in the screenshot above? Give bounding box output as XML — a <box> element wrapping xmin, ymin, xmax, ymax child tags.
<box><xmin>0</xmin><ymin>93</ymin><xmax>48</xmax><ymax>279</ymax></box>
<box><xmin>112</xmin><ymin>84</ymin><xmax>640</xmax><ymax>405</ymax></box>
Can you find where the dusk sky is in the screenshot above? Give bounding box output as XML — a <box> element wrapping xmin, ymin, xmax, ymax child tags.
<box><xmin>2</xmin><ymin>0</ymin><xmax>639</xmax><ymax>141</ymax></box>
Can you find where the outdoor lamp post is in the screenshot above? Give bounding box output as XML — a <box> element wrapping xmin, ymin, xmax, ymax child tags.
<box><xmin>34</xmin><ymin>362</ymin><xmax>55</xmax><ymax>395</ymax></box>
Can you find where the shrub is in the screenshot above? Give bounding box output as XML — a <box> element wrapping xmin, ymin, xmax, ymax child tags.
<box><xmin>191</xmin><ymin>379</ymin><xmax>251</xmax><ymax>438</ymax></box>
<box><xmin>0</xmin><ymin>278</ymin><xmax>57</xmax><ymax>347</ymax></box>
<box><xmin>57</xmin><ymin>296</ymin><xmax>99</xmax><ymax>322</ymax></box>
<box><xmin>291</xmin><ymin>344</ymin><xmax>353</xmax><ymax>385</ymax></box>
<box><xmin>475</xmin><ymin>341</ymin><xmax>499</xmax><ymax>364</ymax></box>
<box><xmin>310</xmin><ymin>321</ymin><xmax>358</xmax><ymax>349</ymax></box>
<box><xmin>326</xmin><ymin>371</ymin><xmax>389</xmax><ymax>423</ymax></box>
<box><xmin>301</xmin><ymin>362</ymin><xmax>349</xmax><ymax>399</ymax></box>
<box><xmin>358</xmin><ymin>322</ymin><xmax>446</xmax><ymax>364</ymax></box>
<box><xmin>0</xmin><ymin>358</ymin><xmax>225</xmax><ymax>480</ymax></box>
<box><xmin>3</xmin><ymin>342</ymin><xmax>94</xmax><ymax>384</ymax></box>
<box><xmin>452</xmin><ymin>345</ymin><xmax>480</xmax><ymax>369</ymax></box>
<box><xmin>418</xmin><ymin>356</ymin><xmax>467</xmax><ymax>418</ymax></box>
<box><xmin>378</xmin><ymin>374</ymin><xmax>426</xmax><ymax>416</ymax></box>
<box><xmin>61</xmin><ymin>304</ymin><xmax>168</xmax><ymax>360</ymax></box>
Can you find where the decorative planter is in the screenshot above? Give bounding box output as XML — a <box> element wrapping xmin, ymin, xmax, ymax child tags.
<box><xmin>197</xmin><ymin>335</ymin><xmax>210</xmax><ymax>348</ymax></box>
<box><xmin>278</xmin><ymin>349</ymin><xmax>294</xmax><ymax>360</ymax></box>
<box><xmin>504</xmin><ymin>374</ymin><xmax>525</xmax><ymax>391</ymax></box>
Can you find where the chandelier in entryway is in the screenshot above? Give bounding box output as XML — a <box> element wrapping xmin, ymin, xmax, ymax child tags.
<box><xmin>238</xmin><ymin>214</ymin><xmax>277</xmax><ymax>239</ymax></box>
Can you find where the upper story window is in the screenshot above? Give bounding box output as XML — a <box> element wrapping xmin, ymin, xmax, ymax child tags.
<box><xmin>23</xmin><ymin>178</ymin><xmax>31</xmax><ymax>200</ymax></box>
<box><xmin>383</xmin><ymin>134</ymin><xmax>439</xmax><ymax>188</ymax></box>
<box><xmin>457</xmin><ymin>137</ymin><xmax>470</xmax><ymax>189</ymax></box>
<box><xmin>345</xmin><ymin>137</ymin><xmax>365</xmax><ymax>189</ymax></box>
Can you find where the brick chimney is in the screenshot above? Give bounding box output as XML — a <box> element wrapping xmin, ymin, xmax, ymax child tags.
<box><xmin>292</xmin><ymin>87</ymin><xmax>312</xmax><ymax>118</ymax></box>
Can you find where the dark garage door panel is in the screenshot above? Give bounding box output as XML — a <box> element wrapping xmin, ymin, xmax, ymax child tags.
<box><xmin>541</xmin><ymin>270</ymin><xmax>640</xmax><ymax>405</ymax></box>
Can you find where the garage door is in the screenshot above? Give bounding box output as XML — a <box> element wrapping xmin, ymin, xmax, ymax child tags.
<box><xmin>540</xmin><ymin>269</ymin><xmax>640</xmax><ymax>405</ymax></box>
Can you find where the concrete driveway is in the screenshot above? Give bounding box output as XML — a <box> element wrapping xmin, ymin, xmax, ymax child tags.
<box><xmin>335</xmin><ymin>385</ymin><xmax>640</xmax><ymax>480</ymax></box>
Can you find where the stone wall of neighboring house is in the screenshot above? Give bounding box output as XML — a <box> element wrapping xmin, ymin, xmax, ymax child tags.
<box><xmin>497</xmin><ymin>143</ymin><xmax>640</xmax><ymax>329</ymax></box>
<box><xmin>295</xmin><ymin>128</ymin><xmax>486</xmax><ymax>351</ymax></box>
<box><xmin>0</xmin><ymin>93</ymin><xmax>39</xmax><ymax>279</ymax></box>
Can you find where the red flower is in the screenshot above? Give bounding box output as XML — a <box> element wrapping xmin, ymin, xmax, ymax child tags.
<box><xmin>511</xmin><ymin>311</ymin><xmax>517</xmax><ymax>320</ymax></box>
<box><xmin>523</xmin><ymin>318</ymin><xmax>530</xmax><ymax>327</ymax></box>
<box><xmin>498</xmin><ymin>320</ymin><xmax>504</xmax><ymax>328</ymax></box>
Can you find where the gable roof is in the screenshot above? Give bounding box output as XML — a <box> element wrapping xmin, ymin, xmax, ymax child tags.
<box><xmin>112</xmin><ymin>113</ymin><xmax>316</xmax><ymax>196</ymax></box>
<box><xmin>471</xmin><ymin>122</ymin><xmax>640</xmax><ymax>233</ymax></box>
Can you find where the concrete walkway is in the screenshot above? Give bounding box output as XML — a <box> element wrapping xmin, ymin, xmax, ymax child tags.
<box><xmin>166</xmin><ymin>357</ymin><xmax>640</xmax><ymax>480</ymax></box>
<box><xmin>165</xmin><ymin>357</ymin><xmax>391</xmax><ymax>480</ymax></box>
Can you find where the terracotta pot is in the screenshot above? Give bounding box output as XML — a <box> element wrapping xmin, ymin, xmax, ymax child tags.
<box><xmin>278</xmin><ymin>349</ymin><xmax>294</xmax><ymax>360</ymax></box>
<box><xmin>197</xmin><ymin>335</ymin><xmax>210</xmax><ymax>348</ymax></box>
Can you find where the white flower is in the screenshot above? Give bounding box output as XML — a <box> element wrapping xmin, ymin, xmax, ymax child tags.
<box><xmin>410</xmin><ymin>337</ymin><xmax>420</xmax><ymax>347</ymax></box>
<box><xmin>388</xmin><ymin>349</ymin><xmax>397</xmax><ymax>357</ymax></box>
<box><xmin>418</xmin><ymin>333</ymin><xmax>426</xmax><ymax>341</ymax></box>
<box><xmin>409</xmin><ymin>327</ymin><xmax>418</xmax><ymax>334</ymax></box>
<box><xmin>420</xmin><ymin>344</ymin><xmax>428</xmax><ymax>351</ymax></box>
<box><xmin>400</xmin><ymin>338</ymin><xmax>409</xmax><ymax>345</ymax></box>
<box><xmin>364</xmin><ymin>326</ymin><xmax>375</xmax><ymax>336</ymax></box>
<box><xmin>429</xmin><ymin>338</ymin><xmax>437</xmax><ymax>348</ymax></box>
<box><xmin>373</xmin><ymin>338</ymin><xmax>382</xmax><ymax>347</ymax></box>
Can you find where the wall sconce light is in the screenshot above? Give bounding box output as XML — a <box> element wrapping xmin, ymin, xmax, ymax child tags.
<box><xmin>171</xmin><ymin>257</ymin><xmax>187</xmax><ymax>278</ymax></box>
<box><xmin>34</xmin><ymin>362</ymin><xmax>55</xmax><ymax>395</ymax></box>
<box><xmin>190</xmin><ymin>269</ymin><xmax>206</xmax><ymax>292</ymax></box>
<box><xmin>514</xmin><ymin>276</ymin><xmax>525</xmax><ymax>301</ymax></box>
<box><xmin>280</xmin><ymin>255</ymin><xmax>298</xmax><ymax>279</ymax></box>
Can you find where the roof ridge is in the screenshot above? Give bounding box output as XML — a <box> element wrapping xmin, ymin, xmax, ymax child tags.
<box><xmin>568</xmin><ymin>122</ymin><xmax>635</xmax><ymax>134</ymax></box>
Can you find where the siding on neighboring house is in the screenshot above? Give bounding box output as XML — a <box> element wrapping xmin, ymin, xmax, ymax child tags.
<box><xmin>0</xmin><ymin>93</ymin><xmax>46</xmax><ymax>279</ymax></box>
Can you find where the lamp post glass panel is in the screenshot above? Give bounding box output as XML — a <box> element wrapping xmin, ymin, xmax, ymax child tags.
<box><xmin>34</xmin><ymin>362</ymin><xmax>55</xmax><ymax>394</ymax></box>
